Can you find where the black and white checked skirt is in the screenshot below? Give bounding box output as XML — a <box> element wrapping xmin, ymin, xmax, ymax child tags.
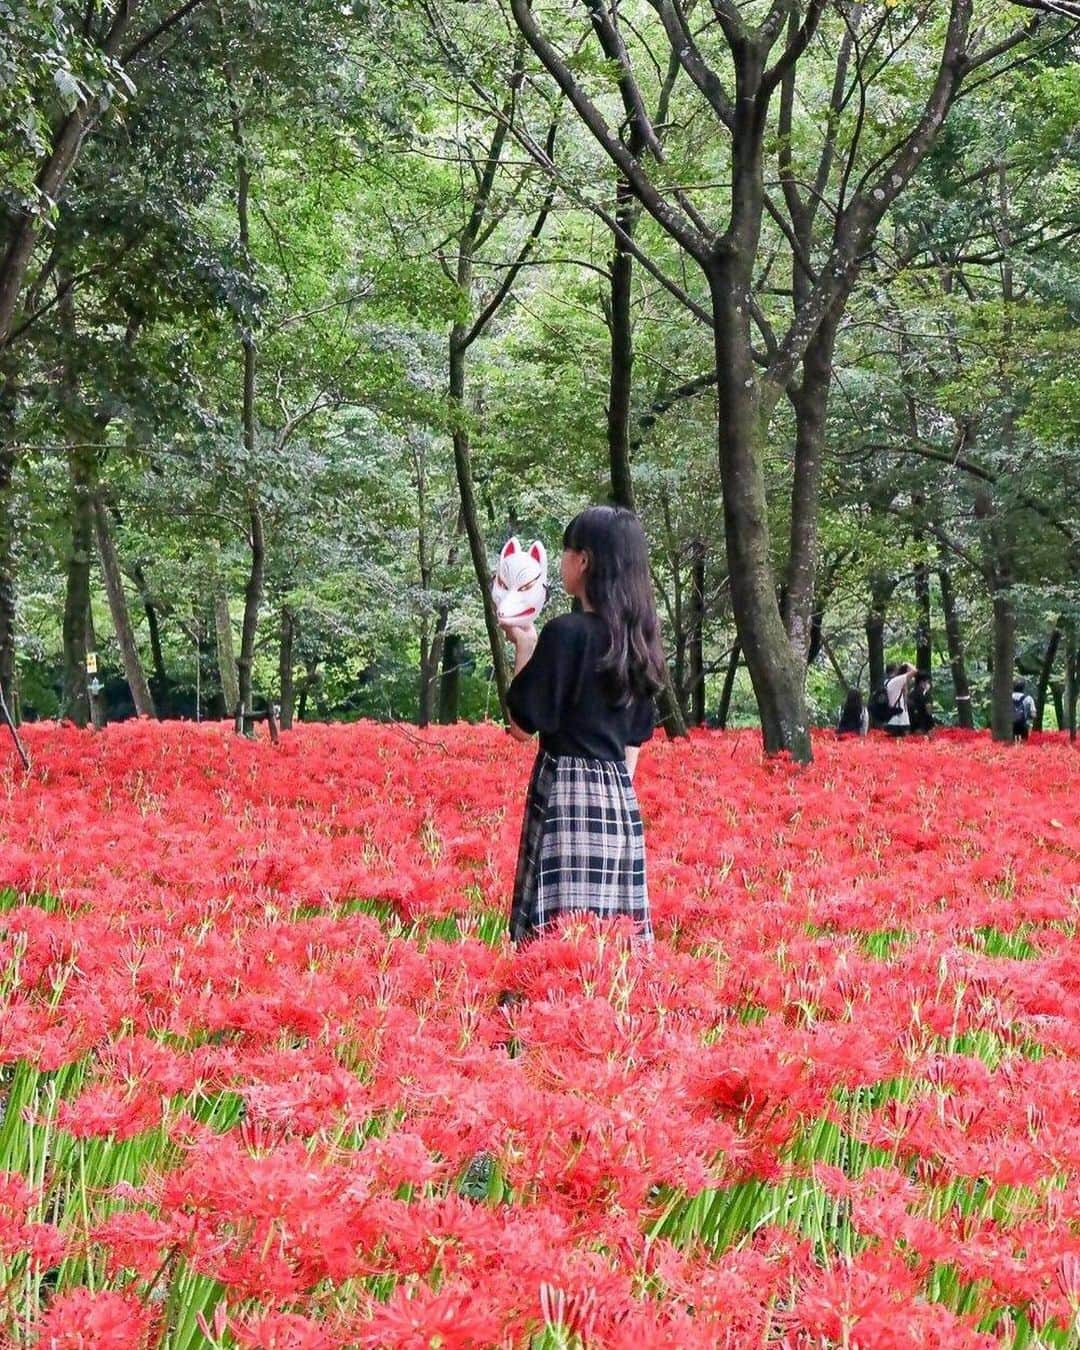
<box><xmin>509</xmin><ymin>751</ymin><xmax>652</xmax><ymax>944</ymax></box>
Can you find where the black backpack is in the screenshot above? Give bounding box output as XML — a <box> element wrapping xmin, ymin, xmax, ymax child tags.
<box><xmin>1012</xmin><ymin>691</ymin><xmax>1031</xmax><ymax>728</ymax></box>
<box><xmin>868</xmin><ymin>684</ymin><xmax>901</xmax><ymax>725</ymax></box>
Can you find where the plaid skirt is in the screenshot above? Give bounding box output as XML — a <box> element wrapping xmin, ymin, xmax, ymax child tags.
<box><xmin>509</xmin><ymin>751</ymin><xmax>652</xmax><ymax>944</ymax></box>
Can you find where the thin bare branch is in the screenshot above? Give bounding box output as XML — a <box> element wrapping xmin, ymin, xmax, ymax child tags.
<box><xmin>122</xmin><ymin>0</ymin><xmax>212</xmax><ymax>64</ymax></box>
<box><xmin>462</xmin><ymin>123</ymin><xmax>558</xmax><ymax>348</ymax></box>
<box><xmin>510</xmin><ymin>0</ymin><xmax>707</xmax><ymax>261</ymax></box>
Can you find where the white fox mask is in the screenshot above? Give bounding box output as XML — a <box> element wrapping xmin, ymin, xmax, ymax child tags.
<box><xmin>491</xmin><ymin>537</ymin><xmax>548</xmax><ymax>627</ymax></box>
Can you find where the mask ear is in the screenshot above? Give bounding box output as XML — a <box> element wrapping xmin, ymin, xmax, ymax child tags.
<box><xmin>501</xmin><ymin>537</ymin><xmax>518</xmax><ymax>560</ymax></box>
<box><xmin>529</xmin><ymin>541</ymin><xmax>545</xmax><ymax>565</ymax></box>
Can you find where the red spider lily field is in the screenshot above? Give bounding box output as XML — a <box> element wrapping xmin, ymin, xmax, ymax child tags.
<box><xmin>1</xmin><ymin>722</ymin><xmax>1079</xmax><ymax>1349</ymax></box>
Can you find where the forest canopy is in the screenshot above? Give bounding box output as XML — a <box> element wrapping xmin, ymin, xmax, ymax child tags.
<box><xmin>1</xmin><ymin>0</ymin><xmax>1078</xmax><ymax>760</ymax></box>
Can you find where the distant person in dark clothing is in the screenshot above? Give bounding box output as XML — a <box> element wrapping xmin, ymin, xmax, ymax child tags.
<box><xmin>908</xmin><ymin>673</ymin><xmax>935</xmax><ymax>735</ymax></box>
<box><xmin>837</xmin><ymin>689</ymin><xmax>869</xmax><ymax>736</ymax></box>
<box><xmin>868</xmin><ymin>664</ymin><xmax>898</xmax><ymax>729</ymax></box>
<box><xmin>1012</xmin><ymin>680</ymin><xmax>1036</xmax><ymax>741</ymax></box>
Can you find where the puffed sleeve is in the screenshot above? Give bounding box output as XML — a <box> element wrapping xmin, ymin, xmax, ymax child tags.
<box><xmin>627</xmin><ymin>694</ymin><xmax>656</xmax><ymax>747</ymax></box>
<box><xmin>507</xmin><ymin>619</ymin><xmax>582</xmax><ymax>735</ymax></box>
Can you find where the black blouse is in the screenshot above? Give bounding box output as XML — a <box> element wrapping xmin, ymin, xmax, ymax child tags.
<box><xmin>506</xmin><ymin>611</ymin><xmax>656</xmax><ymax>761</ymax></box>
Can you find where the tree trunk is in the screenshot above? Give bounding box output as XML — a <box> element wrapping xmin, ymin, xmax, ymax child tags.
<box><xmin>419</xmin><ymin>622</ymin><xmax>439</xmax><ymax>727</ymax></box>
<box><xmin>441</xmin><ymin>98</ymin><xmax>541</xmax><ymax>725</ymax></box>
<box><xmin>85</xmin><ymin>592</ymin><xmax>105</xmax><ymax>729</ymax></box>
<box><xmin>420</xmin><ymin>600</ymin><xmax>452</xmax><ymax>727</ymax></box>
<box><xmin>146</xmin><ymin>600</ymin><xmax>167</xmax><ymax>691</ymax></box>
<box><xmin>784</xmin><ymin>312</ymin><xmax>839</xmax><ymax>662</ymax></box>
<box><xmin>0</xmin><ymin>0</ymin><xmax>142</xmax><ymax>354</ymax></box>
<box><xmin>717</xmin><ymin>641</ymin><xmax>741</xmax><ymax>730</ymax></box>
<box><xmin>60</xmin><ymin>446</ymin><xmax>95</xmax><ymax>726</ymax></box>
<box><xmin>938</xmin><ymin>564</ymin><xmax>974</xmax><ymax>728</ymax></box>
<box><xmin>654</xmin><ymin>492</ymin><xmax>689</xmax><ymax>735</ymax></box>
<box><xmin>448</xmin><ymin>333</ymin><xmax>509</xmax><ymax>712</ymax></box>
<box><xmin>416</xmin><ymin>441</ymin><xmax>434</xmax><ymax>728</ymax></box>
<box><xmin>418</xmin><ymin>620</ymin><xmax>431</xmax><ymax>725</ymax></box>
<box><xmin>0</xmin><ymin>112</ymin><xmax>98</xmax><ymax>354</ymax></box>
<box><xmin>707</xmin><ymin>266</ymin><xmax>809</xmax><ymax>761</ymax></box>
<box><xmin>297</xmin><ymin>661</ymin><xmax>319</xmax><ymax>723</ymax></box>
<box><xmin>1035</xmin><ymin>621</ymin><xmax>1061</xmax><ymax>732</ymax></box>
<box><xmin>988</xmin><ymin>170</ymin><xmax>1017</xmax><ymax>745</ymax></box>
<box><xmin>236</xmin><ymin>493</ymin><xmax>264</xmax><ymax>732</ymax></box>
<box><xmin>914</xmin><ymin>553</ymin><xmax>932</xmax><ymax>673</ymax></box>
<box><xmin>439</xmin><ymin>633</ymin><xmax>464</xmax><ymax>725</ymax></box>
<box><xmin>607</xmin><ymin>179</ymin><xmax>637</xmax><ymax>512</ymax></box>
<box><xmin>865</xmin><ymin>575</ymin><xmax>893</xmax><ymax>694</ymax></box>
<box><xmin>93</xmin><ymin>496</ymin><xmax>155</xmax><ymax>717</ymax></box>
<box><xmin>989</xmin><ymin>567</ymin><xmax>1015</xmax><ymax>743</ymax></box>
<box><xmin>807</xmin><ymin>604</ymin><xmax>825</xmax><ymax>668</ymax></box>
<box><xmin>279</xmin><ymin>605</ymin><xmax>295</xmax><ymax>730</ymax></box>
<box><xmin>419</xmin><ymin>520</ymin><xmax>460</xmax><ymax>727</ymax></box>
<box><xmin>688</xmin><ymin>538</ymin><xmax>705</xmax><ymax>725</ymax></box>
<box><xmin>671</xmin><ymin>551</ymin><xmax>686</xmax><ymax>716</ymax></box>
<box><xmin>214</xmin><ymin>590</ymin><xmax>240</xmax><ymax>718</ymax></box>
<box><xmin>607</xmin><ymin>195</ymin><xmax>686</xmax><ymax>735</ymax></box>
<box><xmin>129</xmin><ymin>557</ymin><xmax>169</xmax><ymax>696</ymax></box>
<box><xmin>1065</xmin><ymin>625</ymin><xmax>1078</xmax><ymax>743</ymax></box>
<box><xmin>0</xmin><ymin>441</ymin><xmax>14</xmax><ymax>712</ymax></box>
<box><xmin>225</xmin><ymin>58</ymin><xmax>264</xmax><ymax>734</ymax></box>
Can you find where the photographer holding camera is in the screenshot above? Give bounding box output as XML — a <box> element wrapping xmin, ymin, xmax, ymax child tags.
<box><xmin>883</xmin><ymin>663</ymin><xmax>918</xmax><ymax>738</ymax></box>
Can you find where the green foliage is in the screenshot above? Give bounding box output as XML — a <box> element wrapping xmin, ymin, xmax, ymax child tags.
<box><xmin>1</xmin><ymin>0</ymin><xmax>1078</xmax><ymax>730</ymax></box>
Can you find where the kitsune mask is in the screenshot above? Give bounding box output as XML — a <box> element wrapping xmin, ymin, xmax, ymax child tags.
<box><xmin>492</xmin><ymin>537</ymin><xmax>548</xmax><ymax>627</ymax></box>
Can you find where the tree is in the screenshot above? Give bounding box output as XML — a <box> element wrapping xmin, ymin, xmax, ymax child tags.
<box><xmin>0</xmin><ymin>1</ymin><xmax>219</xmax><ymax>354</ymax></box>
<box><xmin>2</xmin><ymin>0</ymin><xmax>1077</xmax><ymax>736</ymax></box>
<box><xmin>506</xmin><ymin>0</ymin><xmax>1071</xmax><ymax>759</ymax></box>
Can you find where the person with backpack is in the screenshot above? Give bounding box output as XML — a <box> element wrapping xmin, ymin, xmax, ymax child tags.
<box><xmin>908</xmin><ymin>672</ymin><xmax>935</xmax><ymax>735</ymax></box>
<box><xmin>868</xmin><ymin>664</ymin><xmax>897</xmax><ymax>728</ymax></box>
<box><xmin>1012</xmin><ymin>680</ymin><xmax>1037</xmax><ymax>741</ymax></box>
<box><xmin>868</xmin><ymin>663</ymin><xmax>915</xmax><ymax>734</ymax></box>
<box><xmin>836</xmin><ymin>688</ymin><xmax>869</xmax><ymax>737</ymax></box>
<box><xmin>870</xmin><ymin>662</ymin><xmax>917</xmax><ymax>736</ymax></box>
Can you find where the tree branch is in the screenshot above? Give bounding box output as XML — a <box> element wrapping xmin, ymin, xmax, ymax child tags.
<box><xmin>708</xmin><ymin>0</ymin><xmax>747</xmax><ymax>48</ymax></box>
<box><xmin>1004</xmin><ymin>0</ymin><xmax>1080</xmax><ymax>16</ymax></box>
<box><xmin>862</xmin><ymin>440</ymin><xmax>1080</xmax><ymax>551</ymax></box>
<box><xmin>632</xmin><ymin>368</ymin><xmax>718</xmax><ymax>447</ymax></box>
<box><xmin>648</xmin><ymin>0</ymin><xmax>735</xmax><ymax>129</ymax></box>
<box><xmin>509</xmin><ymin>0</ymin><xmax>708</xmax><ymax>261</ymax></box>
<box><xmin>764</xmin><ymin>0</ymin><xmax>975</xmax><ymax>392</ymax></box>
<box><xmin>462</xmin><ymin>124</ymin><xmax>558</xmax><ymax>348</ymax></box>
<box><xmin>122</xmin><ymin>0</ymin><xmax>212</xmax><ymax>64</ymax></box>
<box><xmin>583</xmin><ymin>0</ymin><xmax>665</xmax><ymax>157</ymax></box>
<box><xmin>760</xmin><ymin>0</ymin><xmax>827</xmax><ymax>100</ymax></box>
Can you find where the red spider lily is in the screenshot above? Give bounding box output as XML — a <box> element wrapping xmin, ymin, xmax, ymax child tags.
<box><xmin>90</xmin><ymin>1209</ymin><xmax>182</xmax><ymax>1279</ymax></box>
<box><xmin>55</xmin><ymin>1082</ymin><xmax>164</xmax><ymax>1140</ymax></box>
<box><xmin>0</xmin><ymin>1171</ymin><xmax>67</xmax><ymax>1269</ymax></box>
<box><xmin>1</xmin><ymin>721</ymin><xmax>1078</xmax><ymax>1341</ymax></box>
<box><xmin>351</xmin><ymin>1283</ymin><xmax>503</xmax><ymax>1349</ymax></box>
<box><xmin>788</xmin><ymin>1251</ymin><xmax>997</xmax><ymax>1348</ymax></box>
<box><xmin>230</xmin><ymin>1309</ymin><xmax>338</xmax><ymax>1350</ymax></box>
<box><xmin>34</xmin><ymin>1287</ymin><xmax>156</xmax><ymax>1347</ymax></box>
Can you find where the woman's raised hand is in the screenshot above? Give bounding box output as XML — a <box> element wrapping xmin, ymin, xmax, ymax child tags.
<box><xmin>501</xmin><ymin>620</ymin><xmax>538</xmax><ymax>647</ymax></box>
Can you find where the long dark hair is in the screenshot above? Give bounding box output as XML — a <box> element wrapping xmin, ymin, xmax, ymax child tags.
<box><xmin>838</xmin><ymin>688</ymin><xmax>864</xmax><ymax>732</ymax></box>
<box><xmin>562</xmin><ymin>505</ymin><xmax>666</xmax><ymax>704</ymax></box>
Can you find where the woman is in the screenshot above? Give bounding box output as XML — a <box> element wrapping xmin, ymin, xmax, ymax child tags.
<box><xmin>837</xmin><ymin>688</ymin><xmax>869</xmax><ymax>737</ymax></box>
<box><xmin>502</xmin><ymin>506</ymin><xmax>664</xmax><ymax>944</ymax></box>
